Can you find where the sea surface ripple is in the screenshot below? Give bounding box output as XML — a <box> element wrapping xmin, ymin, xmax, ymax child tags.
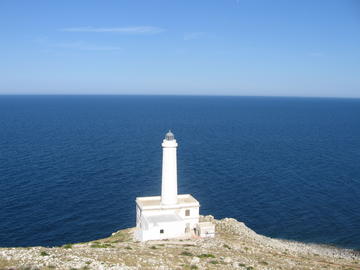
<box><xmin>0</xmin><ymin>96</ymin><xmax>359</xmax><ymax>249</ymax></box>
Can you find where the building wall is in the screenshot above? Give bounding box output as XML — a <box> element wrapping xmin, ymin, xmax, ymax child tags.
<box><xmin>135</xmin><ymin>205</ymin><xmax>200</xmax><ymax>241</ymax></box>
<box><xmin>138</xmin><ymin>206</ymin><xmax>199</xmax><ymax>221</ymax></box>
<box><xmin>136</xmin><ymin>220</ymin><xmax>186</xmax><ymax>241</ymax></box>
<box><xmin>136</xmin><ymin>205</ymin><xmax>141</xmax><ymax>228</ymax></box>
<box><xmin>197</xmin><ymin>222</ymin><xmax>216</xmax><ymax>238</ymax></box>
<box><xmin>178</xmin><ymin>206</ymin><xmax>199</xmax><ymax>231</ymax></box>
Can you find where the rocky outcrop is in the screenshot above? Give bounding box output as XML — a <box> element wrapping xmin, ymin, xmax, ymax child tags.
<box><xmin>0</xmin><ymin>216</ymin><xmax>359</xmax><ymax>270</ymax></box>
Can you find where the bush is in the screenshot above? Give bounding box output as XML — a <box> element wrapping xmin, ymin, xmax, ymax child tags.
<box><xmin>90</xmin><ymin>243</ymin><xmax>113</xmax><ymax>248</ymax></box>
<box><xmin>197</xmin><ymin>254</ymin><xmax>215</xmax><ymax>258</ymax></box>
<box><xmin>40</xmin><ymin>251</ymin><xmax>49</xmax><ymax>256</ymax></box>
<box><xmin>180</xmin><ymin>251</ymin><xmax>193</xmax><ymax>256</ymax></box>
<box><xmin>223</xmin><ymin>244</ymin><xmax>231</xmax><ymax>249</ymax></box>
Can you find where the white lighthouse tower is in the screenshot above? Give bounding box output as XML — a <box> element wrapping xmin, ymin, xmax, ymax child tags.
<box><xmin>161</xmin><ymin>131</ymin><xmax>178</xmax><ymax>205</ymax></box>
<box><xmin>134</xmin><ymin>131</ymin><xmax>215</xmax><ymax>241</ymax></box>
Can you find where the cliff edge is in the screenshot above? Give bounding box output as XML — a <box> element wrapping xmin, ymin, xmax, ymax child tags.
<box><xmin>0</xmin><ymin>216</ymin><xmax>359</xmax><ymax>270</ymax></box>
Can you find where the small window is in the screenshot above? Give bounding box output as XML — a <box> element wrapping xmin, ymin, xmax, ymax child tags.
<box><xmin>160</xmin><ymin>229</ymin><xmax>164</xmax><ymax>234</ymax></box>
<box><xmin>185</xmin><ymin>209</ymin><xmax>190</xmax><ymax>216</ymax></box>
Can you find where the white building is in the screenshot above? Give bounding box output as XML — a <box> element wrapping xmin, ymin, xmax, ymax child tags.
<box><xmin>134</xmin><ymin>131</ymin><xmax>214</xmax><ymax>241</ymax></box>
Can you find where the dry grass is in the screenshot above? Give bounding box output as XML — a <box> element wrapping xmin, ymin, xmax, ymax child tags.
<box><xmin>0</xmin><ymin>218</ymin><xmax>359</xmax><ymax>270</ymax></box>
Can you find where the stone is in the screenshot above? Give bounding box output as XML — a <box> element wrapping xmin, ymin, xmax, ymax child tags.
<box><xmin>191</xmin><ymin>256</ymin><xmax>200</xmax><ymax>264</ymax></box>
<box><xmin>0</xmin><ymin>216</ymin><xmax>358</xmax><ymax>270</ymax></box>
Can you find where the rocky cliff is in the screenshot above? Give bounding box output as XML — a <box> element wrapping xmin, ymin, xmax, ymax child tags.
<box><xmin>0</xmin><ymin>216</ymin><xmax>359</xmax><ymax>270</ymax></box>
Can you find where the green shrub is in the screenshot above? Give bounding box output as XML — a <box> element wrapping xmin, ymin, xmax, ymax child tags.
<box><xmin>40</xmin><ymin>251</ymin><xmax>49</xmax><ymax>256</ymax></box>
<box><xmin>62</xmin><ymin>244</ymin><xmax>72</xmax><ymax>249</ymax></box>
<box><xmin>197</xmin><ymin>253</ymin><xmax>215</xmax><ymax>258</ymax></box>
<box><xmin>223</xmin><ymin>244</ymin><xmax>231</xmax><ymax>249</ymax></box>
<box><xmin>90</xmin><ymin>243</ymin><xmax>113</xmax><ymax>248</ymax></box>
<box><xmin>180</xmin><ymin>251</ymin><xmax>193</xmax><ymax>256</ymax></box>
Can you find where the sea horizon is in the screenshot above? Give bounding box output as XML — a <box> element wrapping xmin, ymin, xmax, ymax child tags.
<box><xmin>0</xmin><ymin>94</ymin><xmax>360</xmax><ymax>100</ymax></box>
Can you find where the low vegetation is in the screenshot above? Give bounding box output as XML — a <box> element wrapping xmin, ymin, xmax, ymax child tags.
<box><xmin>90</xmin><ymin>242</ymin><xmax>113</xmax><ymax>248</ymax></box>
<box><xmin>62</xmin><ymin>244</ymin><xmax>73</xmax><ymax>249</ymax></box>
<box><xmin>180</xmin><ymin>251</ymin><xmax>193</xmax><ymax>256</ymax></box>
<box><xmin>197</xmin><ymin>253</ymin><xmax>215</xmax><ymax>258</ymax></box>
<box><xmin>40</xmin><ymin>251</ymin><xmax>49</xmax><ymax>256</ymax></box>
<box><xmin>0</xmin><ymin>217</ymin><xmax>358</xmax><ymax>269</ymax></box>
<box><xmin>223</xmin><ymin>244</ymin><xmax>231</xmax><ymax>249</ymax></box>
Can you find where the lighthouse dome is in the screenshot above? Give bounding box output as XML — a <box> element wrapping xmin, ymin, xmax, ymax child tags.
<box><xmin>165</xmin><ymin>130</ymin><xmax>175</xmax><ymax>141</ymax></box>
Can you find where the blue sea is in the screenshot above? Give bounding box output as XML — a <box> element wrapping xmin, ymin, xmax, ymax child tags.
<box><xmin>0</xmin><ymin>96</ymin><xmax>359</xmax><ymax>249</ymax></box>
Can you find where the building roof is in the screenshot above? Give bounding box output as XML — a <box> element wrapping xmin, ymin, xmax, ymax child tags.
<box><xmin>136</xmin><ymin>194</ymin><xmax>200</xmax><ymax>210</ymax></box>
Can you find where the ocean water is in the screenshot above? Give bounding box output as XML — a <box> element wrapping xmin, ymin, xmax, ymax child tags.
<box><xmin>0</xmin><ymin>95</ymin><xmax>359</xmax><ymax>249</ymax></box>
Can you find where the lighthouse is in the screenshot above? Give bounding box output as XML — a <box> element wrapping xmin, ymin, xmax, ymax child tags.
<box><xmin>161</xmin><ymin>131</ymin><xmax>178</xmax><ymax>205</ymax></box>
<box><xmin>134</xmin><ymin>131</ymin><xmax>215</xmax><ymax>241</ymax></box>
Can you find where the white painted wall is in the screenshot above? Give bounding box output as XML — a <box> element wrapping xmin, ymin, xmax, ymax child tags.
<box><xmin>178</xmin><ymin>206</ymin><xmax>199</xmax><ymax>230</ymax></box>
<box><xmin>197</xmin><ymin>222</ymin><xmax>215</xmax><ymax>238</ymax></box>
<box><xmin>161</xmin><ymin>136</ymin><xmax>178</xmax><ymax>205</ymax></box>
<box><xmin>137</xmin><ymin>219</ymin><xmax>186</xmax><ymax>241</ymax></box>
<box><xmin>135</xmin><ymin>204</ymin><xmax>200</xmax><ymax>241</ymax></box>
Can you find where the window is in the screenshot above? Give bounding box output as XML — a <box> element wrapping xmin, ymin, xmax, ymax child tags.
<box><xmin>160</xmin><ymin>229</ymin><xmax>164</xmax><ymax>234</ymax></box>
<box><xmin>185</xmin><ymin>209</ymin><xmax>190</xmax><ymax>216</ymax></box>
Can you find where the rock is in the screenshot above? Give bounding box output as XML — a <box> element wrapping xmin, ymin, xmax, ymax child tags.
<box><xmin>191</xmin><ymin>256</ymin><xmax>200</xmax><ymax>264</ymax></box>
<box><xmin>0</xmin><ymin>217</ymin><xmax>358</xmax><ymax>270</ymax></box>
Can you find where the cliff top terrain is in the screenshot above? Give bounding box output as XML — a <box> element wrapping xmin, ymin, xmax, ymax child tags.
<box><xmin>0</xmin><ymin>216</ymin><xmax>359</xmax><ymax>270</ymax></box>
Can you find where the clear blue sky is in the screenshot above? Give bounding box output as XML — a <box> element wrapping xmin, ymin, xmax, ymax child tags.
<box><xmin>1</xmin><ymin>0</ymin><xmax>359</xmax><ymax>97</ymax></box>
